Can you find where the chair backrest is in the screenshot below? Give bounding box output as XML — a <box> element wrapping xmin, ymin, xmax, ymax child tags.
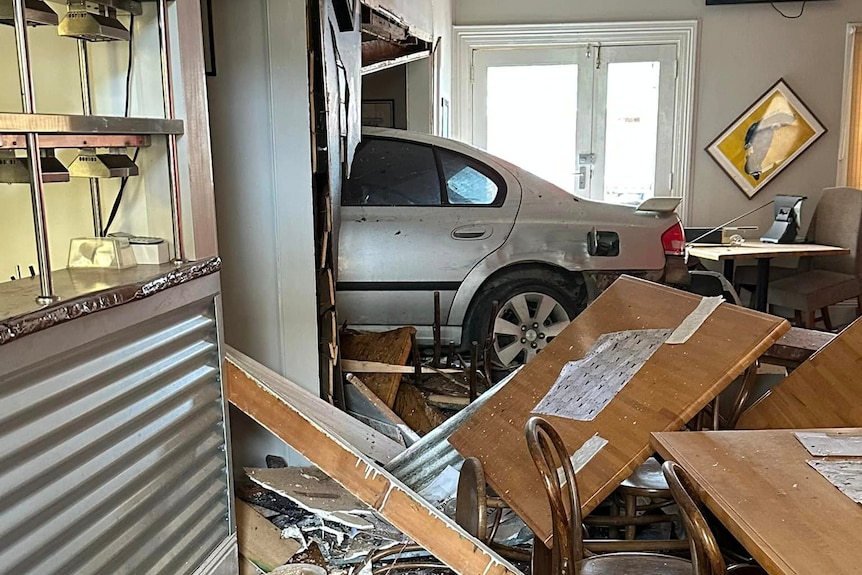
<box><xmin>810</xmin><ymin>187</ymin><xmax>862</xmax><ymax>277</ymax></box>
<box><xmin>525</xmin><ymin>416</ymin><xmax>584</xmax><ymax>574</ymax></box>
<box><xmin>662</xmin><ymin>461</ymin><xmax>727</xmax><ymax>575</ymax></box>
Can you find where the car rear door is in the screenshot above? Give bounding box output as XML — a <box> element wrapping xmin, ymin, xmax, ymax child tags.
<box><xmin>338</xmin><ymin>136</ymin><xmax>519</xmax><ymax>330</ymax></box>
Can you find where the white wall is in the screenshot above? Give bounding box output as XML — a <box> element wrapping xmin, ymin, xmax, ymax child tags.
<box><xmin>452</xmin><ymin>0</ymin><xmax>857</xmax><ymax>232</ymax></box>
<box><xmin>208</xmin><ymin>0</ymin><xmax>320</xmax><ymax>467</ymax></box>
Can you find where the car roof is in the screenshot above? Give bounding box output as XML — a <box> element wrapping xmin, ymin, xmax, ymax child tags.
<box><xmin>361</xmin><ymin>127</ymin><xmax>484</xmax><ymax>156</ymax></box>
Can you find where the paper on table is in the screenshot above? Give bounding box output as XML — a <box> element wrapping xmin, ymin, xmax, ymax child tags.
<box><xmin>533</xmin><ymin>329</ymin><xmax>672</xmax><ymax>421</ymax></box>
<box><xmin>796</xmin><ymin>432</ymin><xmax>862</xmax><ymax>457</ymax></box>
<box><xmin>808</xmin><ymin>459</ymin><xmax>862</xmax><ymax>504</ymax></box>
<box><xmin>666</xmin><ymin>296</ymin><xmax>724</xmax><ymax>345</ymax></box>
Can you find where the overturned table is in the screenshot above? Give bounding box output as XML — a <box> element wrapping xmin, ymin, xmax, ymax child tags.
<box><xmin>449</xmin><ymin>276</ymin><xmax>789</xmax><ymax>544</ymax></box>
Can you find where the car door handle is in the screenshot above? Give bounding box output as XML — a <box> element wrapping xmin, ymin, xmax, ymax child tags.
<box><xmin>452</xmin><ymin>225</ymin><xmax>491</xmax><ymax>240</ymax></box>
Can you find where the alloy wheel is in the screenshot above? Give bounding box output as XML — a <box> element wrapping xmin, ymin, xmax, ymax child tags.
<box><xmin>492</xmin><ymin>292</ymin><xmax>571</xmax><ymax>368</ymax></box>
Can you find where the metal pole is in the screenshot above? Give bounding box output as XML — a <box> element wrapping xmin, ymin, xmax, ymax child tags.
<box><xmin>157</xmin><ymin>0</ymin><xmax>185</xmax><ymax>262</ymax></box>
<box><xmin>432</xmin><ymin>291</ymin><xmax>441</xmax><ymax>367</ymax></box>
<box><xmin>13</xmin><ymin>0</ymin><xmax>56</xmax><ymax>303</ymax></box>
<box><xmin>78</xmin><ymin>40</ymin><xmax>103</xmax><ymax>236</ymax></box>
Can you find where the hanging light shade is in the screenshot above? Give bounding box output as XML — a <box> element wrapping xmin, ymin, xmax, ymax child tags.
<box><xmin>0</xmin><ymin>0</ymin><xmax>59</xmax><ymax>27</ymax></box>
<box><xmin>68</xmin><ymin>148</ymin><xmax>139</xmax><ymax>179</ymax></box>
<box><xmin>58</xmin><ymin>0</ymin><xmax>129</xmax><ymax>42</ymax></box>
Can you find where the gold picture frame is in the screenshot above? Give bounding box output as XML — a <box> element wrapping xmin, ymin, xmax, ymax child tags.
<box><xmin>706</xmin><ymin>79</ymin><xmax>826</xmax><ymax>199</ymax></box>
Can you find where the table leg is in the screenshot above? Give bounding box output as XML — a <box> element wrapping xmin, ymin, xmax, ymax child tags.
<box><xmin>723</xmin><ymin>260</ymin><xmax>736</xmax><ymax>283</ymax></box>
<box><xmin>755</xmin><ymin>258</ymin><xmax>771</xmax><ymax>312</ymax></box>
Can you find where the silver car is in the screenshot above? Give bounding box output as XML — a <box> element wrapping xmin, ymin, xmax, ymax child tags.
<box><xmin>337</xmin><ymin>128</ymin><xmax>688</xmax><ymax>368</ymax></box>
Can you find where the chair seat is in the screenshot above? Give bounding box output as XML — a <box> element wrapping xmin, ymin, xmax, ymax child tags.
<box><xmin>577</xmin><ymin>552</ymin><xmax>693</xmax><ymax>574</ymax></box>
<box><xmin>768</xmin><ymin>269</ymin><xmax>861</xmax><ymax>312</ymax></box>
<box><xmin>733</xmin><ymin>265</ymin><xmax>797</xmax><ymax>287</ymax></box>
<box><xmin>620</xmin><ymin>457</ymin><xmax>670</xmax><ymax>495</ymax></box>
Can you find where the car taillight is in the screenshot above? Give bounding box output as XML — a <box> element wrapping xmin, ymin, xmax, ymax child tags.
<box><xmin>661</xmin><ymin>222</ymin><xmax>686</xmax><ymax>256</ymax></box>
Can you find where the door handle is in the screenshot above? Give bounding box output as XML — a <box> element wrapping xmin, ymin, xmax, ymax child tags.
<box><xmin>452</xmin><ymin>225</ymin><xmax>491</xmax><ymax>240</ymax></box>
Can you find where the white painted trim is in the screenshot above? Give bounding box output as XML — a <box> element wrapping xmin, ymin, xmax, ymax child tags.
<box><xmin>453</xmin><ymin>21</ymin><xmax>699</xmax><ymax>223</ymax></box>
<box><xmin>189</xmin><ymin>532</ymin><xmax>238</xmax><ymax>575</ymax></box>
<box><xmin>837</xmin><ymin>23</ymin><xmax>860</xmax><ymax>187</ymax></box>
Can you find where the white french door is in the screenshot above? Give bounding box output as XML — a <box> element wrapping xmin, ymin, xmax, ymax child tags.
<box><xmin>472</xmin><ymin>44</ymin><xmax>677</xmax><ymax>204</ymax></box>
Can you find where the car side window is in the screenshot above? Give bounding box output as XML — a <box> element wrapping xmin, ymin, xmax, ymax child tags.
<box><xmin>438</xmin><ymin>149</ymin><xmax>501</xmax><ymax>206</ymax></box>
<box><xmin>343</xmin><ymin>139</ymin><xmax>442</xmax><ymax>206</ymax></box>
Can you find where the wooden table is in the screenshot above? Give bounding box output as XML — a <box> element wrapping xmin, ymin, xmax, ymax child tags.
<box><xmin>449</xmin><ymin>276</ymin><xmax>788</xmax><ymax>544</ymax></box>
<box><xmin>687</xmin><ymin>241</ymin><xmax>850</xmax><ymax>311</ymax></box>
<box><xmin>652</xmin><ymin>428</ymin><xmax>862</xmax><ymax>575</ymax></box>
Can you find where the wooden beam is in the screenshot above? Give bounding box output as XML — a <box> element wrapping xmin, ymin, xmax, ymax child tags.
<box><xmin>342</xmin><ymin>359</ymin><xmax>462</xmax><ymax>375</ymax></box>
<box><xmin>342</xmin><ymin>328</ymin><xmax>415</xmax><ymax>407</ymax></box>
<box><xmin>225</xmin><ymin>348</ymin><xmax>522</xmax><ymax>575</ymax></box>
<box><xmin>394</xmin><ymin>382</ymin><xmax>446</xmax><ymax>435</ymax></box>
<box><xmin>228</xmin><ymin>348</ymin><xmax>404</xmax><ymax>464</ymax></box>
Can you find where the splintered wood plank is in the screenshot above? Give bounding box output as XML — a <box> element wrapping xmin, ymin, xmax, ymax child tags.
<box><xmin>341</xmin><ymin>327</ymin><xmax>415</xmax><ymax>407</ymax></box>
<box><xmin>448</xmin><ymin>276</ymin><xmax>789</xmax><ymax>544</ymax></box>
<box><xmin>225</xmin><ymin>348</ymin><xmax>523</xmax><ymax>575</ymax></box>
<box><xmin>738</xmin><ymin>317</ymin><xmax>862</xmax><ymax>429</ymax></box>
<box><xmin>394</xmin><ymin>382</ymin><xmax>446</xmax><ymax>435</ymax></box>
<box><xmin>652</xmin><ymin>428</ymin><xmax>862</xmax><ymax>575</ymax></box>
<box><xmin>236</xmin><ymin>499</ymin><xmax>302</xmax><ymax>572</ymax></box>
<box><xmin>227</xmin><ymin>349</ymin><xmax>404</xmax><ymax>465</ymax></box>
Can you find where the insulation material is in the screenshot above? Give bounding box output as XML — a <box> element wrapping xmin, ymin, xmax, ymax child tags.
<box><xmin>666</xmin><ymin>296</ymin><xmax>724</xmax><ymax>345</ymax></box>
<box><xmin>534</xmin><ymin>329</ymin><xmax>672</xmax><ymax>421</ymax></box>
<box><xmin>796</xmin><ymin>432</ymin><xmax>862</xmax><ymax>457</ymax></box>
<box><xmin>808</xmin><ymin>459</ymin><xmax>862</xmax><ymax>504</ymax></box>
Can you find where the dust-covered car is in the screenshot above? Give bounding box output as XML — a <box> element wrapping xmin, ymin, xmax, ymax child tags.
<box><xmin>337</xmin><ymin>128</ymin><xmax>688</xmax><ymax>368</ymax></box>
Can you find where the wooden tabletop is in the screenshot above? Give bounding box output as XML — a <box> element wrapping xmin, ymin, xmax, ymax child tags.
<box><xmin>687</xmin><ymin>241</ymin><xmax>849</xmax><ymax>262</ymax></box>
<box><xmin>652</xmin><ymin>428</ymin><xmax>862</xmax><ymax>575</ymax></box>
<box><xmin>738</xmin><ymin>317</ymin><xmax>862</xmax><ymax>430</ymax></box>
<box><xmin>449</xmin><ymin>276</ymin><xmax>789</xmax><ymax>544</ymax></box>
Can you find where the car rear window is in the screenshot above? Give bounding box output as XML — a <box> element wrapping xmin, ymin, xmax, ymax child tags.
<box><xmin>438</xmin><ymin>149</ymin><xmax>501</xmax><ymax>206</ymax></box>
<box><xmin>343</xmin><ymin>139</ymin><xmax>441</xmax><ymax>206</ymax></box>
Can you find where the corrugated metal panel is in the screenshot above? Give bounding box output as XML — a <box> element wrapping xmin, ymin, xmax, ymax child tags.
<box><xmin>0</xmin><ymin>299</ymin><xmax>230</xmax><ymax>575</ymax></box>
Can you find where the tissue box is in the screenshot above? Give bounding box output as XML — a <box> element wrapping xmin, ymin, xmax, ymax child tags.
<box><xmin>68</xmin><ymin>237</ymin><xmax>137</xmax><ymax>269</ymax></box>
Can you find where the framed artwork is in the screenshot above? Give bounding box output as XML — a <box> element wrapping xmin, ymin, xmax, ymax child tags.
<box><xmin>706</xmin><ymin>79</ymin><xmax>826</xmax><ymax>199</ymax></box>
<box><xmin>361</xmin><ymin>100</ymin><xmax>395</xmax><ymax>128</ymax></box>
<box><xmin>201</xmin><ymin>0</ymin><xmax>216</xmax><ymax>76</ymax></box>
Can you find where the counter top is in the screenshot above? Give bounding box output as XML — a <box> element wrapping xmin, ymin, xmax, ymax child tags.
<box><xmin>0</xmin><ymin>257</ymin><xmax>221</xmax><ymax>345</ymax></box>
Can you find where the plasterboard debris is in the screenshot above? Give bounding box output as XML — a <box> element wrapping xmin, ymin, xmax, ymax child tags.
<box><xmin>247</xmin><ymin>467</ymin><xmax>375</xmax><ymax>530</ymax></box>
<box><xmin>808</xmin><ymin>459</ymin><xmax>862</xmax><ymax>504</ymax></box>
<box><xmin>796</xmin><ymin>432</ymin><xmax>862</xmax><ymax>457</ymax></box>
<box><xmin>534</xmin><ymin>329</ymin><xmax>672</xmax><ymax>421</ymax></box>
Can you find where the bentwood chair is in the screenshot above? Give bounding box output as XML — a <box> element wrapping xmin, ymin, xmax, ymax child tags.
<box><xmin>525</xmin><ymin>416</ymin><xmax>693</xmax><ymax>575</ymax></box>
<box><xmin>662</xmin><ymin>461</ymin><xmax>767</xmax><ymax>575</ymax></box>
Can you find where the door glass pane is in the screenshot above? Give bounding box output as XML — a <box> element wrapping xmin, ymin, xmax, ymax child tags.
<box><xmin>486</xmin><ymin>65</ymin><xmax>578</xmax><ymax>193</ymax></box>
<box><xmin>439</xmin><ymin>149</ymin><xmax>500</xmax><ymax>205</ymax></box>
<box><xmin>603</xmin><ymin>61</ymin><xmax>660</xmax><ymax>205</ymax></box>
<box><xmin>343</xmin><ymin>139</ymin><xmax>441</xmax><ymax>206</ymax></box>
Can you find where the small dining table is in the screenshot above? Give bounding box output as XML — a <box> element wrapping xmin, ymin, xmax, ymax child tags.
<box><xmin>652</xmin><ymin>428</ymin><xmax>862</xmax><ymax>575</ymax></box>
<box><xmin>686</xmin><ymin>241</ymin><xmax>850</xmax><ymax>312</ymax></box>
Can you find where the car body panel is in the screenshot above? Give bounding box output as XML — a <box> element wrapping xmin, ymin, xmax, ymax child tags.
<box><xmin>337</xmin><ymin>128</ymin><xmax>683</xmax><ymax>343</ymax></box>
<box><xmin>337</xmin><ymin>130</ymin><xmax>522</xmax><ymax>327</ymax></box>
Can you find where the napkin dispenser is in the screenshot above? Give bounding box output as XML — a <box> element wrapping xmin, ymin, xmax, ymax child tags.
<box><xmin>761</xmin><ymin>195</ymin><xmax>805</xmax><ymax>244</ymax></box>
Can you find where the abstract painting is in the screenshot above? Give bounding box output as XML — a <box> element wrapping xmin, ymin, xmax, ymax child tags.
<box><xmin>707</xmin><ymin>79</ymin><xmax>826</xmax><ymax>198</ymax></box>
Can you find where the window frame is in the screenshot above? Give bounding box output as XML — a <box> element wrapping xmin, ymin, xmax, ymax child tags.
<box><xmin>453</xmin><ymin>20</ymin><xmax>698</xmax><ymax>223</ymax></box>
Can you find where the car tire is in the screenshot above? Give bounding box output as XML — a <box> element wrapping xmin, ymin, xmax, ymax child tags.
<box><xmin>464</xmin><ymin>268</ymin><xmax>587</xmax><ymax>370</ymax></box>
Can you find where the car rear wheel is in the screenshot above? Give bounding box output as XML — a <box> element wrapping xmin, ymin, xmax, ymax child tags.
<box><xmin>465</xmin><ymin>269</ymin><xmax>587</xmax><ymax>370</ymax></box>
